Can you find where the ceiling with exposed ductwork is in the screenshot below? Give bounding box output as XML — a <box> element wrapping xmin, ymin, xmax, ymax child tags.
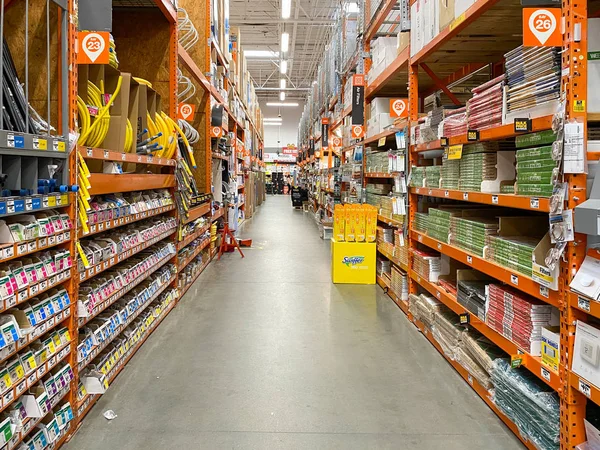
<box><xmin>229</xmin><ymin>0</ymin><xmax>339</xmax><ymax>101</ymax></box>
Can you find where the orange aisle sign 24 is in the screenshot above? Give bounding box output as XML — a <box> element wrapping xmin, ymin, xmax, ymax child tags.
<box><xmin>523</xmin><ymin>8</ymin><xmax>561</xmax><ymax>47</ymax></box>
<box><xmin>78</xmin><ymin>31</ymin><xmax>110</xmax><ymax>64</ymax></box>
<box><xmin>390</xmin><ymin>99</ymin><xmax>408</xmax><ymax>118</ymax></box>
<box><xmin>351</xmin><ymin>125</ymin><xmax>365</xmax><ymax>139</ymax></box>
<box><xmin>177</xmin><ymin>103</ymin><xmax>196</xmax><ymax>121</ymax></box>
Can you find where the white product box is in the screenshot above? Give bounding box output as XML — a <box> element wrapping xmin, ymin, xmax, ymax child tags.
<box><xmin>454</xmin><ymin>0</ymin><xmax>475</xmax><ymax>17</ymax></box>
<box><xmin>370</xmin><ymin>98</ymin><xmax>393</xmax><ymax>117</ymax></box>
<box><xmin>573</xmin><ymin>320</ymin><xmax>600</xmax><ymax>388</ymax></box>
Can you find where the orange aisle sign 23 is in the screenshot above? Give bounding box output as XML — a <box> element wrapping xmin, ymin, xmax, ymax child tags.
<box><xmin>523</xmin><ymin>8</ymin><xmax>561</xmax><ymax>47</ymax></box>
<box><xmin>177</xmin><ymin>103</ymin><xmax>196</xmax><ymax>121</ymax></box>
<box><xmin>77</xmin><ymin>31</ymin><xmax>110</xmax><ymax>64</ymax></box>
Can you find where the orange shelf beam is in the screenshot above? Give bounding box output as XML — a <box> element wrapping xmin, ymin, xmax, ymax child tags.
<box><xmin>411</xmin><ymin>187</ymin><xmax>550</xmax><ymax>212</ymax></box>
<box><xmin>153</xmin><ymin>0</ymin><xmax>177</xmax><ymax>23</ymax></box>
<box><xmin>178</xmin><ymin>224</ymin><xmax>210</xmax><ymax>251</ymax></box>
<box><xmin>366</xmin><ymin>47</ymin><xmax>409</xmax><ymax>99</ymax></box>
<box><xmin>377</xmin><ymin>245</ymin><xmax>409</xmax><ymax>272</ymax></box>
<box><xmin>377</xmin><ymin>214</ymin><xmax>404</xmax><ymax>229</ymax></box>
<box><xmin>88</xmin><ymin>174</ymin><xmax>176</xmax><ymax>195</ymax></box>
<box><xmin>184</xmin><ymin>202</ymin><xmax>212</xmax><ymax>224</ymax></box>
<box><xmin>570</xmin><ymin>372</ymin><xmax>600</xmax><ymax>408</ymax></box>
<box><xmin>363</xmin><ymin>127</ymin><xmax>399</xmax><ymax>146</ymax></box>
<box><xmin>79</xmin><ymin>147</ymin><xmax>176</xmax><ymax>167</ymax></box>
<box><xmin>364</xmin><ymin>172</ymin><xmax>396</xmax><ymax>179</ymax></box>
<box><xmin>409</xmin><ymin>0</ymin><xmax>503</xmax><ymax>65</ymax></box>
<box><xmin>412</xmin><ymin>115</ymin><xmax>554</xmax><ymax>152</ymax></box>
<box><xmin>411</xmin><ymin>270</ymin><xmax>560</xmax><ymax>391</ymax></box>
<box><xmin>411</xmin><ymin>229</ymin><xmax>560</xmax><ymax>307</ymax></box>
<box><xmin>364</xmin><ymin>0</ymin><xmax>398</xmax><ymax>43</ymax></box>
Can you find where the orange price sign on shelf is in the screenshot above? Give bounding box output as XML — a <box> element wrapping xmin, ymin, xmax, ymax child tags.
<box><xmin>177</xmin><ymin>103</ymin><xmax>196</xmax><ymax>121</ymax></box>
<box><xmin>523</xmin><ymin>8</ymin><xmax>561</xmax><ymax>46</ymax></box>
<box><xmin>77</xmin><ymin>31</ymin><xmax>110</xmax><ymax>64</ymax></box>
<box><xmin>390</xmin><ymin>99</ymin><xmax>408</xmax><ymax>118</ymax></box>
<box><xmin>351</xmin><ymin>125</ymin><xmax>365</xmax><ymax>139</ymax></box>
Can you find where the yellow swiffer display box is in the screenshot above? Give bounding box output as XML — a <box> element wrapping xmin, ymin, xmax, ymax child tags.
<box><xmin>331</xmin><ymin>239</ymin><xmax>376</xmax><ymax>284</ymax></box>
<box><xmin>334</xmin><ymin>204</ymin><xmax>345</xmax><ymax>241</ymax></box>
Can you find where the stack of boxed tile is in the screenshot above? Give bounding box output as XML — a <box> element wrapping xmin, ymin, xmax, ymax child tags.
<box><xmin>441</xmin><ymin>152</ymin><xmax>460</xmax><ymax>189</ymax></box>
<box><xmin>426</xmin><ymin>207</ymin><xmax>454</xmax><ymax>244</ymax></box>
<box><xmin>391</xmin><ymin>265</ymin><xmax>409</xmax><ymax>301</ymax></box>
<box><xmin>433</xmin><ymin>310</ymin><xmax>464</xmax><ymax>358</ymax></box>
<box><xmin>414</xmin><ymin>212</ymin><xmax>429</xmax><ymax>233</ymax></box>
<box><xmin>459</xmin><ymin>143</ymin><xmax>499</xmax><ymax>192</ymax></box>
<box><xmin>488</xmin><ymin>235</ymin><xmax>539</xmax><ymax>277</ymax></box>
<box><xmin>367</xmin><ymin>97</ymin><xmax>394</xmax><ymax>137</ymax></box>
<box><xmin>457</xmin><ymin>278</ymin><xmax>488</xmax><ymax>320</ymax></box>
<box><xmin>379</xmin><ymin>196</ymin><xmax>406</xmax><ymax>224</ymax></box>
<box><xmin>467</xmin><ymin>75</ymin><xmax>505</xmax><ymax>130</ymax></box>
<box><xmin>394</xmin><ymin>230</ymin><xmax>409</xmax><ymax>267</ymax></box>
<box><xmin>409</xmin><ymin>166</ymin><xmax>425</xmax><ymax>187</ymax></box>
<box><xmin>515</xmin><ymin>143</ymin><xmax>557</xmax><ymax>198</ymax></box>
<box><xmin>491</xmin><ymin>359</ymin><xmax>560</xmax><ymax>449</ymax></box>
<box><xmin>487</xmin><ymin>284</ymin><xmax>554</xmax><ymax>356</ymax></box>
<box><xmin>368</xmin><ymin>38</ymin><xmax>397</xmax><ymax>83</ymax></box>
<box><xmin>377</xmin><ymin>225</ymin><xmax>395</xmax><ymax>257</ymax></box>
<box><xmin>408</xmin><ymin>294</ymin><xmax>449</xmax><ymax>330</ymax></box>
<box><xmin>366</xmin><ymin>151</ymin><xmax>390</xmax><ymax>173</ymax></box>
<box><xmin>442</xmin><ymin>107</ymin><xmax>468</xmax><ymax>138</ymax></box>
<box><xmin>412</xmin><ymin>249</ymin><xmax>443</xmax><ymax>282</ymax></box>
<box><xmin>504</xmin><ymin>46</ymin><xmax>561</xmax><ymax>117</ymax></box>
<box><xmin>425</xmin><ymin>165</ymin><xmax>441</xmax><ymax>188</ymax></box>
<box><xmin>451</xmin><ymin>216</ymin><xmax>499</xmax><ymax>257</ymax></box>
<box><xmin>458</xmin><ymin>330</ymin><xmax>504</xmax><ymax>390</ymax></box>
<box><xmin>376</xmin><ymin>256</ymin><xmax>391</xmax><ymax>277</ymax></box>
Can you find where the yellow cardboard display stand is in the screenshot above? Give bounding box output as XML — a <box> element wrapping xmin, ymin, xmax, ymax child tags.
<box><xmin>331</xmin><ymin>239</ymin><xmax>376</xmax><ymax>284</ymax></box>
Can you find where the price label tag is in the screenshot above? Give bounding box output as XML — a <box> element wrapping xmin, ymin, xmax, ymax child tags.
<box><xmin>578</xmin><ymin>296</ymin><xmax>591</xmax><ymax>312</ymax></box>
<box><xmin>467</xmin><ymin>255</ymin><xmax>473</xmax><ymax>264</ymax></box>
<box><xmin>378</xmin><ymin>137</ymin><xmax>387</xmax><ymax>147</ymax></box>
<box><xmin>17</xmin><ymin>243</ymin><xmax>27</xmax><ymax>255</ymax></box>
<box><xmin>437</xmin><ymin>243</ymin><xmax>442</xmax><ymax>250</ymax></box>
<box><xmin>492</xmin><ymin>195</ymin><xmax>498</xmax><ymax>204</ymax></box>
<box><xmin>530</xmin><ymin>198</ymin><xmax>539</xmax><ymax>209</ymax></box>
<box><xmin>122</xmin><ymin>153</ymin><xmax>126</xmax><ymax>161</ymax></box>
<box><xmin>541</xmin><ymin>367</ymin><xmax>551</xmax><ymax>381</ymax></box>
<box><xmin>86</xmin><ymin>148</ymin><xmax>93</xmax><ymax>157</ymax></box>
<box><xmin>580</xmin><ymin>379</ymin><xmax>592</xmax><ymax>397</ymax></box>
<box><xmin>467</xmin><ymin>375</ymin><xmax>473</xmax><ymax>385</ymax></box>
<box><xmin>463</xmin><ymin>192</ymin><xmax>469</xmax><ymax>200</ymax></box>
<box><xmin>417</xmin><ymin>234</ymin><xmax>423</xmax><ymax>242</ymax></box>
<box><xmin>511</xmin><ymin>274</ymin><xmax>519</xmax><ymax>285</ymax></box>
<box><xmin>459</xmin><ymin>313</ymin><xmax>470</xmax><ymax>325</ymax></box>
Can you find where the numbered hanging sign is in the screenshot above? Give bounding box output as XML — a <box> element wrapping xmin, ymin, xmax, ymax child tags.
<box><xmin>351</xmin><ymin>125</ymin><xmax>365</xmax><ymax>139</ymax></box>
<box><xmin>210</xmin><ymin>126</ymin><xmax>223</xmax><ymax>138</ymax></box>
<box><xmin>77</xmin><ymin>32</ymin><xmax>110</xmax><ymax>64</ymax></box>
<box><xmin>389</xmin><ymin>99</ymin><xmax>409</xmax><ymax>118</ymax></box>
<box><xmin>332</xmin><ymin>136</ymin><xmax>342</xmax><ymax>148</ymax></box>
<box><xmin>177</xmin><ymin>103</ymin><xmax>197</xmax><ymax>122</ymax></box>
<box><xmin>523</xmin><ymin>8</ymin><xmax>561</xmax><ymax>47</ymax></box>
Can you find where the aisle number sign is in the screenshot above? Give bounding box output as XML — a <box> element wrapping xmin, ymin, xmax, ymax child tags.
<box><xmin>523</xmin><ymin>8</ymin><xmax>561</xmax><ymax>47</ymax></box>
<box><xmin>332</xmin><ymin>136</ymin><xmax>342</xmax><ymax>148</ymax></box>
<box><xmin>77</xmin><ymin>31</ymin><xmax>110</xmax><ymax>64</ymax></box>
<box><xmin>351</xmin><ymin>125</ymin><xmax>365</xmax><ymax>139</ymax></box>
<box><xmin>389</xmin><ymin>99</ymin><xmax>409</xmax><ymax>118</ymax></box>
<box><xmin>177</xmin><ymin>103</ymin><xmax>196</xmax><ymax>121</ymax></box>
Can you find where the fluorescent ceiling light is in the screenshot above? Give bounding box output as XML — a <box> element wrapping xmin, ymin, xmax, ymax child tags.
<box><xmin>280</xmin><ymin>60</ymin><xmax>287</xmax><ymax>74</ymax></box>
<box><xmin>280</xmin><ymin>79</ymin><xmax>287</xmax><ymax>89</ymax></box>
<box><xmin>281</xmin><ymin>33</ymin><xmax>289</xmax><ymax>53</ymax></box>
<box><xmin>264</xmin><ymin>122</ymin><xmax>282</xmax><ymax>126</ymax></box>
<box><xmin>282</xmin><ymin>0</ymin><xmax>291</xmax><ymax>19</ymax></box>
<box><xmin>344</xmin><ymin>2</ymin><xmax>359</xmax><ymax>13</ymax></box>
<box><xmin>280</xmin><ymin>91</ymin><xmax>286</xmax><ymax>101</ymax></box>
<box><xmin>264</xmin><ymin>117</ymin><xmax>283</xmax><ymax>122</ymax></box>
<box><xmin>266</xmin><ymin>102</ymin><xmax>299</xmax><ymax>107</ymax></box>
<box><xmin>244</xmin><ymin>50</ymin><xmax>279</xmax><ymax>58</ymax></box>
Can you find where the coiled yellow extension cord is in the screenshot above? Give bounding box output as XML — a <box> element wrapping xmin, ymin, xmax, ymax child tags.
<box><xmin>77</xmin><ymin>76</ymin><xmax>123</xmax><ymax>147</ymax></box>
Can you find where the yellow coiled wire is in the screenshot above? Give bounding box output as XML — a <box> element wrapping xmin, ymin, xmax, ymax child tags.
<box><xmin>124</xmin><ymin>119</ymin><xmax>134</xmax><ymax>153</ymax></box>
<box><xmin>77</xmin><ymin>76</ymin><xmax>123</xmax><ymax>147</ymax></box>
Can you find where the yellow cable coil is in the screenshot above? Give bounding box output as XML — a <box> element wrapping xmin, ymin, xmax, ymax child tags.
<box><xmin>77</xmin><ymin>76</ymin><xmax>123</xmax><ymax>147</ymax></box>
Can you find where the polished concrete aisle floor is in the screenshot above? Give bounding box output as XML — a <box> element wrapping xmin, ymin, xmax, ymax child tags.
<box><xmin>65</xmin><ymin>196</ymin><xmax>523</xmax><ymax>450</ymax></box>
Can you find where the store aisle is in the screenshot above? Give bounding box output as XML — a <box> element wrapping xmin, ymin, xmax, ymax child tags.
<box><xmin>65</xmin><ymin>196</ymin><xmax>523</xmax><ymax>450</ymax></box>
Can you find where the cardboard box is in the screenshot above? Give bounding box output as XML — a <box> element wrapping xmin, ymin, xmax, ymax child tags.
<box><xmin>438</xmin><ymin>0</ymin><xmax>455</xmax><ymax>31</ymax></box>
<box><xmin>397</xmin><ymin>32</ymin><xmax>410</xmax><ymax>54</ymax></box>
<box><xmin>541</xmin><ymin>325</ymin><xmax>560</xmax><ymax>372</ymax></box>
<box><xmin>331</xmin><ymin>240</ymin><xmax>376</xmax><ymax>284</ymax></box>
<box><xmin>573</xmin><ymin>320</ymin><xmax>600</xmax><ymax>387</ymax></box>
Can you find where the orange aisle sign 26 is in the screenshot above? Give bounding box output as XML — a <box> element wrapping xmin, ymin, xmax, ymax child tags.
<box><xmin>78</xmin><ymin>31</ymin><xmax>110</xmax><ymax>64</ymax></box>
<box><xmin>390</xmin><ymin>99</ymin><xmax>408</xmax><ymax>118</ymax></box>
<box><xmin>177</xmin><ymin>103</ymin><xmax>196</xmax><ymax>121</ymax></box>
<box><xmin>523</xmin><ymin>8</ymin><xmax>561</xmax><ymax>47</ymax></box>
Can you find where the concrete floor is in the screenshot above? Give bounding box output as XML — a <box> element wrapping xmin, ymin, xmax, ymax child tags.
<box><xmin>65</xmin><ymin>196</ymin><xmax>524</xmax><ymax>450</ymax></box>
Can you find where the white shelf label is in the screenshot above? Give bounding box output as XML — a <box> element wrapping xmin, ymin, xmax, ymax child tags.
<box><xmin>530</xmin><ymin>198</ymin><xmax>539</xmax><ymax>209</ymax></box>
<box><xmin>492</xmin><ymin>195</ymin><xmax>498</xmax><ymax>204</ymax></box>
<box><xmin>541</xmin><ymin>367</ymin><xmax>551</xmax><ymax>381</ymax></box>
<box><xmin>467</xmin><ymin>256</ymin><xmax>473</xmax><ymax>264</ymax></box>
<box><xmin>580</xmin><ymin>379</ymin><xmax>592</xmax><ymax>397</ymax></box>
<box><xmin>578</xmin><ymin>296</ymin><xmax>591</xmax><ymax>312</ymax></box>
<box><xmin>511</xmin><ymin>274</ymin><xmax>519</xmax><ymax>285</ymax></box>
<box><xmin>463</xmin><ymin>192</ymin><xmax>469</xmax><ymax>200</ymax></box>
